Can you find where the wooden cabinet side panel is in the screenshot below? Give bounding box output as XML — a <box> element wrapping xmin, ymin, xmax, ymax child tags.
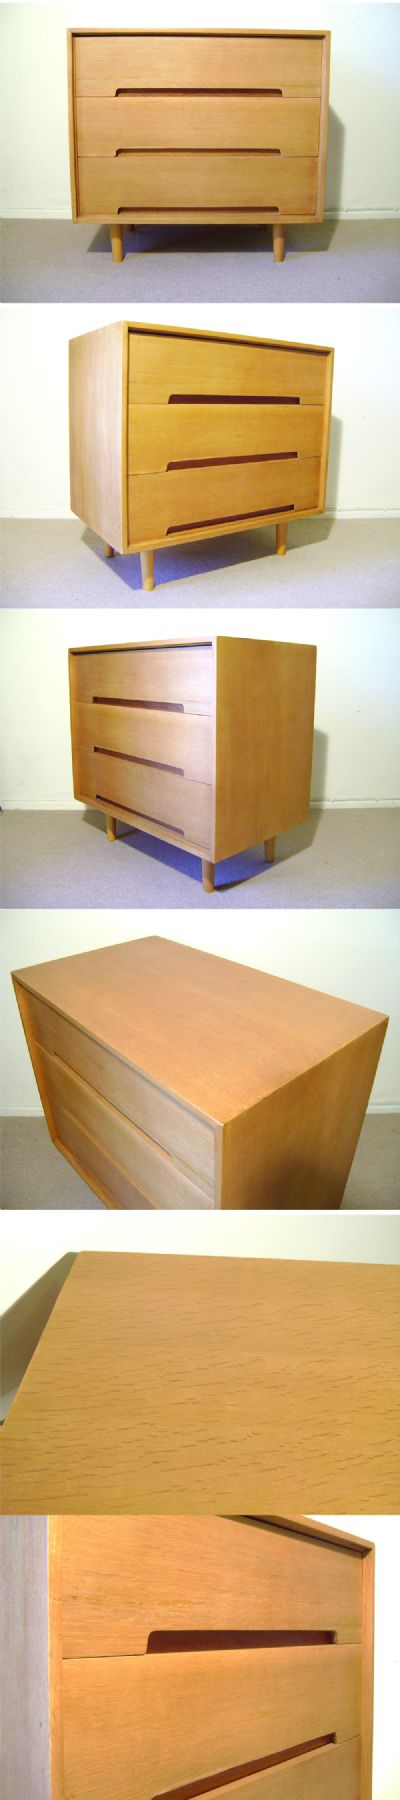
<box><xmin>67</xmin><ymin>32</ymin><xmax>78</xmax><ymax>218</ymax></box>
<box><xmin>214</xmin><ymin>638</ymin><xmax>316</xmax><ymax>861</ymax></box>
<box><xmin>220</xmin><ymin>1022</ymin><xmax>388</xmax><ymax>1209</ymax></box>
<box><xmin>361</xmin><ymin>1548</ymin><xmax>375</xmax><ymax>1800</ymax></box>
<box><xmin>69</xmin><ymin>323</ymin><xmax>126</xmax><ymax>552</ymax></box>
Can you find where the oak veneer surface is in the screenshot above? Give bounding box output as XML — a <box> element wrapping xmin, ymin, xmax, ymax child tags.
<box><xmin>12</xmin><ymin>936</ymin><xmax>386</xmax><ymax>1125</ymax></box>
<box><xmin>1</xmin><ymin>1252</ymin><xmax>399</xmax><ymax>1512</ymax></box>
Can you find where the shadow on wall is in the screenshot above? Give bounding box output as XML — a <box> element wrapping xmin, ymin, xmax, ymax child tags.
<box><xmin>326</xmin><ymin>415</ymin><xmax>343</xmax><ymax>514</ymax></box>
<box><xmin>311</xmin><ymin>730</ymin><xmax>329</xmax><ymax>809</ymax></box>
<box><xmin>325</xmin><ymin>108</ymin><xmax>346</xmax><ymax>219</ymax></box>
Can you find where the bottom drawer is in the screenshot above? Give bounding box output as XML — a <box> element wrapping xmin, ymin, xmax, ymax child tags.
<box><xmin>129</xmin><ymin>458</ymin><xmax>321</xmax><ymax>544</ymax></box>
<box><xmin>77</xmin><ymin>747</ymin><xmax>212</xmax><ymax>850</ymax></box>
<box><xmin>56</xmin><ymin>1105</ymin><xmax>149</xmax><ymax>1210</ymax></box>
<box><xmin>78</xmin><ymin>152</ymin><xmax>319</xmax><ymax>216</ymax></box>
<box><xmin>62</xmin><ymin>1645</ymin><xmax>360</xmax><ymax>1800</ymax></box>
<box><xmin>37</xmin><ymin>1043</ymin><xmax>213</xmax><ymax>1210</ymax></box>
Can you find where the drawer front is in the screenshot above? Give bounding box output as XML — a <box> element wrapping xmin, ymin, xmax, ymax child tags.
<box><xmin>78</xmin><ymin>151</ymin><xmax>318</xmax><ymax>217</ymax></box>
<box><xmin>76</xmin><ymin>95</ymin><xmax>321</xmax><ymax>157</ymax></box>
<box><xmin>128</xmin><ymin>330</ymin><xmax>328</xmax><ymax>405</ymax></box>
<box><xmin>36</xmin><ymin>1044</ymin><xmax>214</xmax><ymax>1211</ymax></box>
<box><xmin>129</xmin><ymin>459</ymin><xmax>321</xmax><ymax>544</ymax></box>
<box><xmin>63</xmin><ymin>1645</ymin><xmax>361</xmax><ymax>1800</ymax></box>
<box><xmin>57</xmin><ymin>1104</ymin><xmax>151</xmax><ymax>1211</ymax></box>
<box><xmin>19</xmin><ymin>989</ymin><xmax>216</xmax><ymax>1192</ymax></box>
<box><xmin>71</xmin><ymin>643</ymin><xmax>213</xmax><ymax>711</ymax></box>
<box><xmin>169</xmin><ymin>1741</ymin><xmax>360</xmax><ymax>1800</ymax></box>
<box><xmin>74</xmin><ymin>699</ymin><xmax>213</xmax><ymax>781</ymax></box>
<box><xmin>128</xmin><ymin>403</ymin><xmax>324</xmax><ymax>474</ymax></box>
<box><xmin>60</xmin><ymin>1516</ymin><xmax>363</xmax><ymax>1658</ymax></box>
<box><xmin>77</xmin><ymin>747</ymin><xmax>212</xmax><ymax>848</ymax></box>
<box><xmin>74</xmin><ymin>35</ymin><xmax>324</xmax><ymax>99</ymax></box>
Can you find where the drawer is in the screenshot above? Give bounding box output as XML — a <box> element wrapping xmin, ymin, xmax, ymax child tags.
<box><xmin>74</xmin><ymin>699</ymin><xmax>213</xmax><ymax>781</ymax></box>
<box><xmin>78</xmin><ymin>152</ymin><xmax>319</xmax><ymax>217</ymax></box>
<box><xmin>77</xmin><ymin>748</ymin><xmax>212</xmax><ymax>847</ymax></box>
<box><xmin>128</xmin><ymin>402</ymin><xmax>324</xmax><ymax>473</ymax></box>
<box><xmin>60</xmin><ymin>1516</ymin><xmax>363</xmax><ymax>1657</ymax></box>
<box><xmin>74</xmin><ymin>35</ymin><xmax>324</xmax><ymax>100</ymax></box>
<box><xmin>35</xmin><ymin>1043</ymin><xmax>214</xmax><ymax>1210</ymax></box>
<box><xmin>71</xmin><ymin>642</ymin><xmax>213</xmax><ymax>710</ymax></box>
<box><xmin>62</xmin><ymin>1645</ymin><xmax>360</xmax><ymax>1800</ymax></box>
<box><xmin>76</xmin><ymin>95</ymin><xmax>321</xmax><ymax>157</ymax></box>
<box><xmin>129</xmin><ymin>459</ymin><xmax>321</xmax><ymax>544</ymax></box>
<box><xmin>18</xmin><ymin>989</ymin><xmax>216</xmax><ymax>1191</ymax></box>
<box><xmin>128</xmin><ymin>329</ymin><xmax>328</xmax><ymax>405</ymax></box>
<box><xmin>56</xmin><ymin>1104</ymin><xmax>152</xmax><ymax>1211</ymax></box>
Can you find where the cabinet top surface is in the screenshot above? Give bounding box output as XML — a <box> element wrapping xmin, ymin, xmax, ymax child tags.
<box><xmin>69</xmin><ymin>321</ymin><xmax>334</xmax><ymax>357</ymax></box>
<box><xmin>69</xmin><ymin>28</ymin><xmax>329</xmax><ymax>39</ymax></box>
<box><xmin>13</xmin><ymin>936</ymin><xmax>388</xmax><ymax>1124</ymax></box>
<box><xmin>2</xmin><ymin>1252</ymin><xmax>399</xmax><ymax>1514</ymax></box>
<box><xmin>69</xmin><ymin>636</ymin><xmax>315</xmax><ymax>657</ymax></box>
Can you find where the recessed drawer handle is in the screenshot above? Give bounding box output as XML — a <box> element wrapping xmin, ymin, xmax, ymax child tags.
<box><xmin>115</xmin><ymin>147</ymin><xmax>281</xmax><ymax>156</ymax></box>
<box><xmin>147</xmin><ymin>1629</ymin><xmax>336</xmax><ymax>1652</ymax></box>
<box><xmin>153</xmin><ymin>1737</ymin><xmax>336</xmax><ymax>1800</ymax></box>
<box><xmin>114</xmin><ymin>87</ymin><xmax>284</xmax><ymax>97</ymax></box>
<box><xmin>168</xmin><ymin>395</ymin><xmax>301</xmax><ymax>406</ymax></box>
<box><xmin>117</xmin><ymin>205</ymin><xmax>280</xmax><ymax>215</ymax></box>
<box><xmin>93</xmin><ymin>698</ymin><xmax>185</xmax><ymax>713</ymax></box>
<box><xmin>96</xmin><ymin>792</ymin><xmax>185</xmax><ymax>837</ymax></box>
<box><xmin>166</xmin><ymin>452</ymin><xmax>297</xmax><ymax>472</ymax></box>
<box><xmin>167</xmin><ymin>503</ymin><xmax>295</xmax><ymax>534</ymax></box>
<box><xmin>94</xmin><ymin>746</ymin><xmax>185</xmax><ymax>777</ymax></box>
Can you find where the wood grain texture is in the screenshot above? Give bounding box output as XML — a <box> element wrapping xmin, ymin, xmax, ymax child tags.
<box><xmin>77</xmin><ymin>95</ymin><xmax>321</xmax><ymax>157</ymax></box>
<box><xmin>127</xmin><ymin>327</ymin><xmax>330</xmax><ymax>405</ymax></box>
<box><xmin>149</xmin><ymin>1740</ymin><xmax>360</xmax><ymax>1800</ymax></box>
<box><xmin>74</xmin><ymin>33</ymin><xmax>324</xmax><ymax>98</ymax></box>
<box><xmin>1</xmin><ymin>1253</ymin><xmax>399</xmax><ymax>1512</ymax></box>
<box><xmin>69</xmin><ymin>322</ymin><xmax>127</xmax><ymax>552</ymax></box>
<box><xmin>127</xmin><ymin>458</ymin><xmax>321</xmax><ymax>545</ymax></box>
<box><xmin>214</xmin><ymin>638</ymin><xmax>316</xmax><ymax>861</ymax></box>
<box><xmin>128</xmin><ymin>402</ymin><xmax>324</xmax><ymax>472</ymax></box>
<box><xmin>59</xmin><ymin>1514</ymin><xmax>363</xmax><ymax>1658</ymax></box>
<box><xmin>78</xmin><ymin>153</ymin><xmax>319</xmax><ymax>216</ymax></box>
<box><xmin>1</xmin><ymin>1517</ymin><xmax>52</xmax><ymax>1800</ymax></box>
<box><xmin>62</xmin><ymin>1643</ymin><xmax>360</xmax><ymax>1800</ymax></box>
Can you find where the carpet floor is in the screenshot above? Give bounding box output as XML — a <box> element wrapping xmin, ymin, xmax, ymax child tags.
<box><xmin>2</xmin><ymin>1114</ymin><xmax>399</xmax><ymax>1210</ymax></box>
<box><xmin>2</xmin><ymin>808</ymin><xmax>399</xmax><ymax>908</ymax></box>
<box><xmin>2</xmin><ymin>218</ymin><xmax>400</xmax><ymax>303</ymax></box>
<box><xmin>2</xmin><ymin>517</ymin><xmax>400</xmax><ymax>608</ymax></box>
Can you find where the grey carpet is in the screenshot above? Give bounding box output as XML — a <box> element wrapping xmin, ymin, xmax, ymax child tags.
<box><xmin>2</xmin><ymin>218</ymin><xmax>400</xmax><ymax>303</ymax></box>
<box><xmin>1</xmin><ymin>1113</ymin><xmax>399</xmax><ymax>1211</ymax></box>
<box><xmin>2</xmin><ymin>517</ymin><xmax>400</xmax><ymax>608</ymax></box>
<box><xmin>2</xmin><ymin>808</ymin><xmax>399</xmax><ymax>908</ymax></box>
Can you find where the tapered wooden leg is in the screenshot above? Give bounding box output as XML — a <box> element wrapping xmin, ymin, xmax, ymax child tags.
<box><xmin>273</xmin><ymin>223</ymin><xmax>285</xmax><ymax>263</ymax></box>
<box><xmin>104</xmin><ymin>541</ymin><xmax>114</xmax><ymax>558</ymax></box>
<box><xmin>276</xmin><ymin>522</ymin><xmax>288</xmax><ymax>557</ymax></box>
<box><xmin>140</xmin><ymin>549</ymin><xmax>154</xmax><ymax>592</ymax></box>
<box><xmin>106</xmin><ymin>815</ymin><xmax>117</xmax><ymax>842</ymax></box>
<box><xmin>110</xmin><ymin>224</ymin><xmax>123</xmax><ymax>262</ymax></box>
<box><xmin>202</xmin><ymin>860</ymin><xmax>215</xmax><ymax>894</ymax></box>
<box><xmin>264</xmin><ymin>837</ymin><xmax>276</xmax><ymax>863</ymax></box>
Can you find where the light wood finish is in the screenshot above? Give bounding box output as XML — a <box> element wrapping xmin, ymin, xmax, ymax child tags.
<box><xmin>2</xmin><ymin>1253</ymin><xmax>398</xmax><ymax>1514</ymax></box>
<box><xmin>109</xmin><ymin>222</ymin><xmax>123</xmax><ymax>261</ymax></box>
<box><xmin>1</xmin><ymin>1256</ymin><xmax>76</xmax><ymax>1421</ymax></box>
<box><xmin>202</xmin><ymin>859</ymin><xmax>215</xmax><ymax>893</ymax></box>
<box><xmin>140</xmin><ymin>546</ymin><xmax>154</xmax><ymax>590</ymax></box>
<box><xmin>69</xmin><ymin>636</ymin><xmax>316</xmax><ymax>884</ymax></box>
<box><xmin>69</xmin><ymin>321</ymin><xmax>333</xmax><ymax>577</ymax></box>
<box><xmin>273</xmin><ymin>223</ymin><xmax>286</xmax><ymax>262</ymax></box>
<box><xmin>1</xmin><ymin>1517</ymin><xmax>53</xmax><ymax>1799</ymax></box>
<box><xmin>3</xmin><ymin>1515</ymin><xmax>373</xmax><ymax>1800</ymax></box>
<box><xmin>265</xmin><ymin>837</ymin><xmax>276</xmax><ymax>862</ymax></box>
<box><xmin>68</xmin><ymin>31</ymin><xmax>329</xmax><ymax>257</ymax></box>
<box><xmin>105</xmin><ymin>812</ymin><xmax>116</xmax><ymax>841</ymax></box>
<box><xmin>12</xmin><ymin>933</ymin><xmax>387</xmax><ymax>1210</ymax></box>
<box><xmin>276</xmin><ymin>521</ymin><xmax>288</xmax><ymax>554</ymax></box>
<box><xmin>103</xmin><ymin>539</ymin><xmax>114</xmax><ymax>556</ymax></box>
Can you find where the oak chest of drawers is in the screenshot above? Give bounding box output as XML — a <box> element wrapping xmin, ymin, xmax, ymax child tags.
<box><xmin>67</xmin><ymin>29</ymin><xmax>331</xmax><ymax>264</ymax></box>
<box><xmin>69</xmin><ymin>320</ymin><xmax>334</xmax><ymax>588</ymax></box>
<box><xmin>12</xmin><ymin>935</ymin><xmax>387</xmax><ymax>1212</ymax></box>
<box><xmin>3</xmin><ymin>1514</ymin><xmax>374</xmax><ymax>1800</ymax></box>
<box><xmin>69</xmin><ymin>635</ymin><xmax>317</xmax><ymax>891</ymax></box>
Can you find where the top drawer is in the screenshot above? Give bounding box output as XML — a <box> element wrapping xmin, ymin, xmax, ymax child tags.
<box><xmin>71</xmin><ymin>642</ymin><xmax>213</xmax><ymax>713</ymax></box>
<box><xmin>60</xmin><ymin>1516</ymin><xmax>363</xmax><ymax>1658</ymax></box>
<box><xmin>128</xmin><ymin>329</ymin><xmax>328</xmax><ymax>406</ymax></box>
<box><xmin>74</xmin><ymin>34</ymin><xmax>324</xmax><ymax>99</ymax></box>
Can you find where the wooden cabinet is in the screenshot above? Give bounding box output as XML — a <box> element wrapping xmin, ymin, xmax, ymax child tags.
<box><xmin>69</xmin><ymin>321</ymin><xmax>334</xmax><ymax>586</ymax></box>
<box><xmin>2</xmin><ymin>1253</ymin><xmax>399</xmax><ymax>1512</ymax></box>
<box><xmin>12</xmin><ymin>935</ymin><xmax>387</xmax><ymax>1211</ymax></box>
<box><xmin>2</xmin><ymin>1515</ymin><xmax>374</xmax><ymax>1800</ymax></box>
<box><xmin>68</xmin><ymin>29</ymin><xmax>330</xmax><ymax>263</ymax></box>
<box><xmin>69</xmin><ymin>635</ymin><xmax>317</xmax><ymax>890</ymax></box>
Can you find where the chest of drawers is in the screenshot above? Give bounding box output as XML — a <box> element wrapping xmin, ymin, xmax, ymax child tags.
<box><xmin>12</xmin><ymin>935</ymin><xmax>387</xmax><ymax>1212</ymax></box>
<box><xmin>69</xmin><ymin>320</ymin><xmax>334</xmax><ymax>588</ymax></box>
<box><xmin>3</xmin><ymin>1514</ymin><xmax>374</xmax><ymax>1800</ymax></box>
<box><xmin>69</xmin><ymin>634</ymin><xmax>317</xmax><ymax>891</ymax></box>
<box><xmin>68</xmin><ymin>29</ymin><xmax>330</xmax><ymax>264</ymax></box>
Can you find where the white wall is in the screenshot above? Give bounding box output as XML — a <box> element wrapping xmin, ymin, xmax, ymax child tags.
<box><xmin>1</xmin><ymin>302</ymin><xmax>400</xmax><ymax>518</ymax></box>
<box><xmin>1</xmin><ymin>607</ymin><xmax>399</xmax><ymax>808</ymax></box>
<box><xmin>1</xmin><ymin>3</ymin><xmax>400</xmax><ymax>219</ymax></box>
<box><xmin>1</xmin><ymin>908</ymin><xmax>399</xmax><ymax>1114</ymax></box>
<box><xmin>317</xmin><ymin>1517</ymin><xmax>400</xmax><ymax>1800</ymax></box>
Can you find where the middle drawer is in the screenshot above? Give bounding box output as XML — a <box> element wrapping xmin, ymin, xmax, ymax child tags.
<box><xmin>23</xmin><ymin>989</ymin><xmax>216</xmax><ymax>1191</ymax></box>
<box><xmin>128</xmin><ymin>402</ymin><xmax>324</xmax><ymax>473</ymax></box>
<box><xmin>74</xmin><ymin>701</ymin><xmax>213</xmax><ymax>782</ymax></box>
<box><xmin>76</xmin><ymin>95</ymin><xmax>321</xmax><ymax>156</ymax></box>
